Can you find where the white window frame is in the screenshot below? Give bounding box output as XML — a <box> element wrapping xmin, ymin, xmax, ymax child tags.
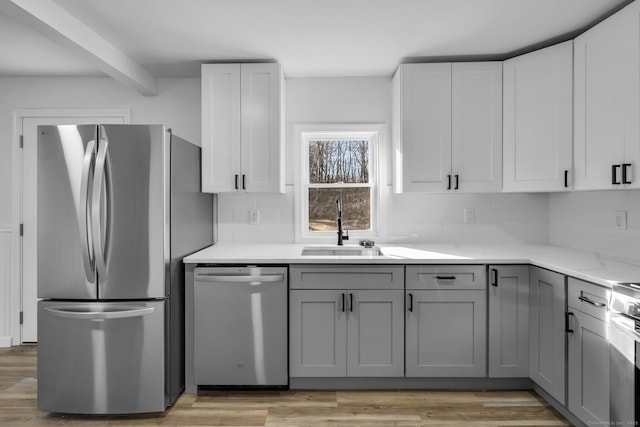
<box><xmin>295</xmin><ymin>124</ymin><xmax>381</xmax><ymax>243</ymax></box>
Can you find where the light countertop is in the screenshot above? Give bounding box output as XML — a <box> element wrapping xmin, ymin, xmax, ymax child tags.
<box><xmin>184</xmin><ymin>243</ymin><xmax>640</xmax><ymax>289</ymax></box>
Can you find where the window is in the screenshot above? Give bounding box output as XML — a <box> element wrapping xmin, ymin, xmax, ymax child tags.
<box><xmin>299</xmin><ymin>126</ymin><xmax>379</xmax><ymax>241</ymax></box>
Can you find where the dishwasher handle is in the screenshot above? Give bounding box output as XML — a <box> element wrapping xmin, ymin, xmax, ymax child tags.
<box><xmin>195</xmin><ymin>274</ymin><xmax>285</xmax><ymax>283</ymax></box>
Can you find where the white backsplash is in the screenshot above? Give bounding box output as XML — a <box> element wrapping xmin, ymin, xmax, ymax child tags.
<box><xmin>549</xmin><ymin>190</ymin><xmax>640</xmax><ymax>262</ymax></box>
<box><xmin>217</xmin><ymin>185</ymin><xmax>550</xmax><ymax>245</ymax></box>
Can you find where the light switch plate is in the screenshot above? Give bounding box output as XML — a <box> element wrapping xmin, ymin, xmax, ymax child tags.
<box><xmin>464</xmin><ymin>208</ymin><xmax>476</xmax><ymax>224</ymax></box>
<box><xmin>250</xmin><ymin>209</ymin><xmax>260</xmax><ymax>225</ymax></box>
<box><xmin>614</xmin><ymin>211</ymin><xmax>627</xmax><ymax>230</ymax></box>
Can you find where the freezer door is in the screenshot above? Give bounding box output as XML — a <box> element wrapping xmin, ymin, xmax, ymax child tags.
<box><xmin>37</xmin><ymin>300</ymin><xmax>167</xmax><ymax>414</ymax></box>
<box><xmin>37</xmin><ymin>125</ymin><xmax>98</xmax><ymax>299</ymax></box>
<box><xmin>95</xmin><ymin>125</ymin><xmax>169</xmax><ymax>299</ymax></box>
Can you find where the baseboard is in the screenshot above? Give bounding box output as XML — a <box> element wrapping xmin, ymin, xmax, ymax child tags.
<box><xmin>290</xmin><ymin>377</ymin><xmax>533</xmax><ymax>390</ymax></box>
<box><xmin>0</xmin><ymin>336</ymin><xmax>12</xmax><ymax>348</ymax></box>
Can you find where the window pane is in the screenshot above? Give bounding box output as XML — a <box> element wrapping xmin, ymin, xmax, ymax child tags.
<box><xmin>308</xmin><ymin>140</ymin><xmax>369</xmax><ymax>184</ymax></box>
<box><xmin>308</xmin><ymin>188</ymin><xmax>371</xmax><ymax>232</ymax></box>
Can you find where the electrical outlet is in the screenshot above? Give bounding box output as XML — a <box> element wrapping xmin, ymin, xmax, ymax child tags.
<box><xmin>614</xmin><ymin>211</ymin><xmax>627</xmax><ymax>230</ymax></box>
<box><xmin>464</xmin><ymin>208</ymin><xmax>476</xmax><ymax>224</ymax></box>
<box><xmin>249</xmin><ymin>209</ymin><xmax>260</xmax><ymax>225</ymax></box>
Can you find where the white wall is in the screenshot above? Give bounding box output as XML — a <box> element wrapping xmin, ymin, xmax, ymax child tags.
<box><xmin>0</xmin><ymin>76</ymin><xmax>201</xmax><ymax>345</ymax></box>
<box><xmin>549</xmin><ymin>190</ymin><xmax>640</xmax><ymax>261</ymax></box>
<box><xmin>217</xmin><ymin>76</ymin><xmax>550</xmax><ymax>244</ymax></box>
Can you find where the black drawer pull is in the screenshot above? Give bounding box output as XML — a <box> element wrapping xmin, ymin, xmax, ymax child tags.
<box><xmin>408</xmin><ymin>293</ymin><xmax>414</xmax><ymax>312</ymax></box>
<box><xmin>341</xmin><ymin>293</ymin><xmax>345</xmax><ymax>312</ymax></box>
<box><xmin>234</xmin><ymin>174</ymin><xmax>239</xmax><ymax>190</ymax></box>
<box><xmin>564</xmin><ymin>170</ymin><xmax>569</xmax><ymax>188</ymax></box>
<box><xmin>447</xmin><ymin>174</ymin><xmax>452</xmax><ymax>190</ymax></box>
<box><xmin>349</xmin><ymin>293</ymin><xmax>354</xmax><ymax>312</ymax></box>
<box><xmin>454</xmin><ymin>174</ymin><xmax>459</xmax><ymax>190</ymax></box>
<box><xmin>578</xmin><ymin>296</ymin><xmax>606</xmax><ymax>307</ymax></box>
<box><xmin>435</xmin><ymin>275</ymin><xmax>456</xmax><ymax>281</ymax></box>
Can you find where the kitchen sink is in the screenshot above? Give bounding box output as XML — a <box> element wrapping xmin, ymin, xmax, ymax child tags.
<box><xmin>301</xmin><ymin>246</ymin><xmax>383</xmax><ymax>256</ymax></box>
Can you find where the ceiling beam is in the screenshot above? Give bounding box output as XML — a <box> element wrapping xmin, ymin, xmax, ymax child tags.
<box><xmin>1</xmin><ymin>0</ymin><xmax>157</xmax><ymax>96</ymax></box>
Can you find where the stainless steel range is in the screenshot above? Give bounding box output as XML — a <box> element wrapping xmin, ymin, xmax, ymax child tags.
<box><xmin>609</xmin><ymin>282</ymin><xmax>640</xmax><ymax>425</ymax></box>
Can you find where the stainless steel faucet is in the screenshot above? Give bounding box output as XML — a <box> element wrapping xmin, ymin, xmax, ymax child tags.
<box><xmin>336</xmin><ymin>195</ymin><xmax>349</xmax><ymax>246</ymax></box>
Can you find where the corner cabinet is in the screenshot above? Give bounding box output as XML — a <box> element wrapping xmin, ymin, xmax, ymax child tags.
<box><xmin>405</xmin><ymin>265</ymin><xmax>487</xmax><ymax>377</ymax></box>
<box><xmin>201</xmin><ymin>63</ymin><xmax>284</xmax><ymax>193</ymax></box>
<box><xmin>574</xmin><ymin>1</ymin><xmax>640</xmax><ymax>190</ymax></box>
<box><xmin>529</xmin><ymin>266</ymin><xmax>566</xmax><ymax>405</ymax></box>
<box><xmin>289</xmin><ymin>265</ymin><xmax>405</xmax><ymax>378</ymax></box>
<box><xmin>503</xmin><ymin>41</ymin><xmax>573</xmax><ymax>192</ymax></box>
<box><xmin>487</xmin><ymin>265</ymin><xmax>529</xmax><ymax>377</ymax></box>
<box><xmin>392</xmin><ymin>62</ymin><xmax>502</xmax><ymax>193</ymax></box>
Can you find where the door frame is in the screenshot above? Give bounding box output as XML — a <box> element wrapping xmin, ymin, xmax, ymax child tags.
<box><xmin>10</xmin><ymin>109</ymin><xmax>130</xmax><ymax>345</ymax></box>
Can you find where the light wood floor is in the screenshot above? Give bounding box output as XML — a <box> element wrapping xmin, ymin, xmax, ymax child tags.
<box><xmin>0</xmin><ymin>345</ymin><xmax>572</xmax><ymax>426</ymax></box>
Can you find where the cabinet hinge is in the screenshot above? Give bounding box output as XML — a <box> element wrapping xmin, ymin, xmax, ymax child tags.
<box><xmin>19</xmin><ymin>312</ymin><xmax>23</xmax><ymax>325</ymax></box>
<box><xmin>19</xmin><ymin>224</ymin><xmax>23</xmax><ymax>236</ymax></box>
<box><xmin>19</xmin><ymin>135</ymin><xmax>23</xmax><ymax>148</ymax></box>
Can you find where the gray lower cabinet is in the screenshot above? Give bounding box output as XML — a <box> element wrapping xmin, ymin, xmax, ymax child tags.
<box><xmin>529</xmin><ymin>266</ymin><xmax>566</xmax><ymax>405</ymax></box>
<box><xmin>289</xmin><ymin>265</ymin><xmax>405</xmax><ymax>378</ymax></box>
<box><xmin>488</xmin><ymin>265</ymin><xmax>529</xmax><ymax>377</ymax></box>
<box><xmin>406</xmin><ymin>265</ymin><xmax>487</xmax><ymax>377</ymax></box>
<box><xmin>567</xmin><ymin>278</ymin><xmax>610</xmax><ymax>425</ymax></box>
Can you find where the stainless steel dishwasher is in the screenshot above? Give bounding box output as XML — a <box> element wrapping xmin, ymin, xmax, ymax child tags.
<box><xmin>193</xmin><ymin>266</ymin><xmax>288</xmax><ymax>387</ymax></box>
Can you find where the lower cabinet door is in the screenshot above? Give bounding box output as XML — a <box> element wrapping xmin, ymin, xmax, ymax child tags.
<box><xmin>568</xmin><ymin>309</ymin><xmax>610</xmax><ymax>425</ymax></box>
<box><xmin>347</xmin><ymin>290</ymin><xmax>404</xmax><ymax>377</ymax></box>
<box><xmin>406</xmin><ymin>290</ymin><xmax>487</xmax><ymax>377</ymax></box>
<box><xmin>529</xmin><ymin>267</ymin><xmax>566</xmax><ymax>404</ymax></box>
<box><xmin>289</xmin><ymin>290</ymin><xmax>347</xmax><ymax>377</ymax></box>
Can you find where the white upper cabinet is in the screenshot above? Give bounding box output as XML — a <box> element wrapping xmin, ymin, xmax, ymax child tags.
<box><xmin>574</xmin><ymin>1</ymin><xmax>640</xmax><ymax>190</ymax></box>
<box><xmin>503</xmin><ymin>41</ymin><xmax>573</xmax><ymax>192</ymax></box>
<box><xmin>393</xmin><ymin>62</ymin><xmax>502</xmax><ymax>193</ymax></box>
<box><xmin>201</xmin><ymin>63</ymin><xmax>284</xmax><ymax>193</ymax></box>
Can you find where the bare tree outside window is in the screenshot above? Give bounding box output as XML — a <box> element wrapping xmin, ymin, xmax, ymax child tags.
<box><xmin>307</xmin><ymin>139</ymin><xmax>371</xmax><ymax>232</ymax></box>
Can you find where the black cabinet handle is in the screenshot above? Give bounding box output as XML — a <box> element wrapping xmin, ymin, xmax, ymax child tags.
<box><xmin>565</xmin><ymin>312</ymin><xmax>574</xmax><ymax>334</ymax></box>
<box><xmin>447</xmin><ymin>174</ymin><xmax>452</xmax><ymax>190</ymax></box>
<box><xmin>623</xmin><ymin>163</ymin><xmax>632</xmax><ymax>184</ymax></box>
<box><xmin>564</xmin><ymin>170</ymin><xmax>569</xmax><ymax>188</ymax></box>
<box><xmin>341</xmin><ymin>293</ymin><xmax>345</xmax><ymax>312</ymax></box>
<box><xmin>435</xmin><ymin>275</ymin><xmax>456</xmax><ymax>281</ymax></box>
<box><xmin>454</xmin><ymin>174</ymin><xmax>459</xmax><ymax>190</ymax></box>
<box><xmin>491</xmin><ymin>269</ymin><xmax>498</xmax><ymax>287</ymax></box>
<box><xmin>612</xmin><ymin>164</ymin><xmax>621</xmax><ymax>185</ymax></box>
<box><xmin>408</xmin><ymin>293</ymin><xmax>414</xmax><ymax>312</ymax></box>
<box><xmin>234</xmin><ymin>174</ymin><xmax>239</xmax><ymax>190</ymax></box>
<box><xmin>242</xmin><ymin>174</ymin><xmax>246</xmax><ymax>190</ymax></box>
<box><xmin>349</xmin><ymin>293</ymin><xmax>353</xmax><ymax>312</ymax></box>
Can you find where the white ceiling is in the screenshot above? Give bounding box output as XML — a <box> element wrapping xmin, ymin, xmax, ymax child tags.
<box><xmin>0</xmin><ymin>0</ymin><xmax>632</xmax><ymax>83</ymax></box>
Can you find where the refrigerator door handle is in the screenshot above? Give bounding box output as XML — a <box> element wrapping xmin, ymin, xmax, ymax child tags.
<box><xmin>80</xmin><ymin>139</ymin><xmax>96</xmax><ymax>284</ymax></box>
<box><xmin>43</xmin><ymin>306</ymin><xmax>155</xmax><ymax>320</ymax></box>
<box><xmin>92</xmin><ymin>130</ymin><xmax>112</xmax><ymax>282</ymax></box>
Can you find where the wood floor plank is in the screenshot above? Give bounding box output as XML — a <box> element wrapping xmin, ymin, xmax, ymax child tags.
<box><xmin>0</xmin><ymin>346</ymin><xmax>573</xmax><ymax>426</ymax></box>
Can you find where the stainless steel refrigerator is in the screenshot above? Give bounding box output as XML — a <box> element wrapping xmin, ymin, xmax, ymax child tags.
<box><xmin>36</xmin><ymin>124</ymin><xmax>214</xmax><ymax>414</ymax></box>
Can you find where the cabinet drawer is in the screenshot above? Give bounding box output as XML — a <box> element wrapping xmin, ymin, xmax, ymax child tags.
<box><xmin>290</xmin><ymin>265</ymin><xmax>404</xmax><ymax>290</ymax></box>
<box><xmin>406</xmin><ymin>265</ymin><xmax>486</xmax><ymax>290</ymax></box>
<box><xmin>568</xmin><ymin>278</ymin><xmax>610</xmax><ymax>322</ymax></box>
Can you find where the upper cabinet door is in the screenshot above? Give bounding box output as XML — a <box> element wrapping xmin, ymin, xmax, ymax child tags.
<box><xmin>201</xmin><ymin>63</ymin><xmax>284</xmax><ymax>193</ymax></box>
<box><xmin>393</xmin><ymin>63</ymin><xmax>452</xmax><ymax>193</ymax></box>
<box><xmin>574</xmin><ymin>1</ymin><xmax>640</xmax><ymax>190</ymax></box>
<box><xmin>201</xmin><ymin>64</ymin><xmax>241</xmax><ymax>193</ymax></box>
<box><xmin>503</xmin><ymin>41</ymin><xmax>573</xmax><ymax>192</ymax></box>
<box><xmin>240</xmin><ymin>63</ymin><xmax>285</xmax><ymax>193</ymax></box>
<box><xmin>451</xmin><ymin>62</ymin><xmax>502</xmax><ymax>193</ymax></box>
